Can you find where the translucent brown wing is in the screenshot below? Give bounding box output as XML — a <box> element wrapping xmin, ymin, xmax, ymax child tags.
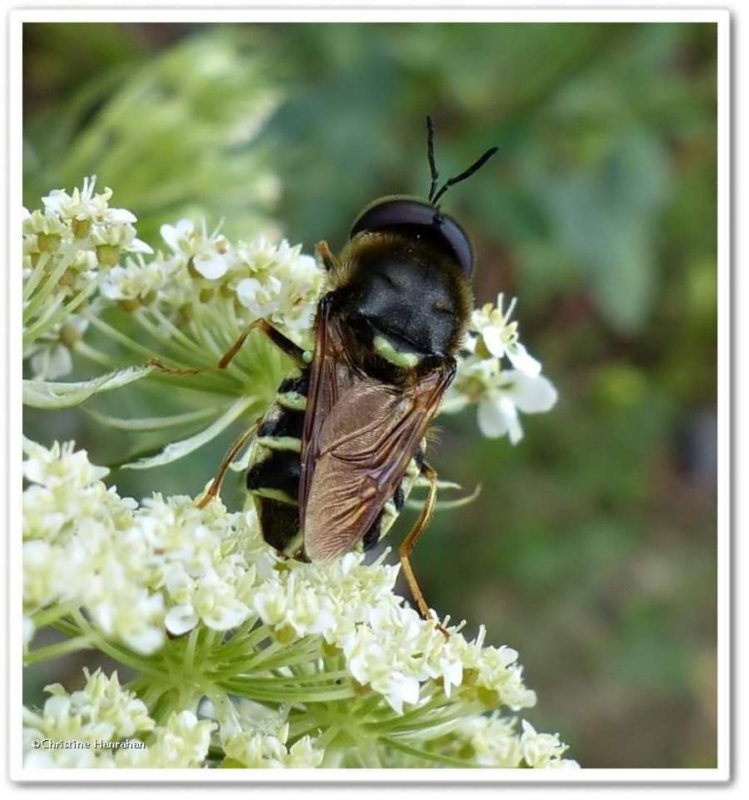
<box><xmin>299</xmin><ymin>295</ymin><xmax>357</xmax><ymax>515</ymax></box>
<box><xmin>300</xmin><ymin>300</ymin><xmax>455</xmax><ymax>561</ymax></box>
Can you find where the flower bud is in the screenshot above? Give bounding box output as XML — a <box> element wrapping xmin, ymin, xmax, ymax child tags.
<box><xmin>72</xmin><ymin>218</ymin><xmax>92</xmax><ymax>238</ymax></box>
<box><xmin>37</xmin><ymin>233</ymin><xmax>61</xmax><ymax>254</ymax></box>
<box><xmin>96</xmin><ymin>244</ymin><xmax>121</xmax><ymax>267</ymax></box>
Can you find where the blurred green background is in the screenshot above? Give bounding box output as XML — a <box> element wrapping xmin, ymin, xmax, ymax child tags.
<box><xmin>23</xmin><ymin>22</ymin><xmax>718</xmax><ymax>768</ymax></box>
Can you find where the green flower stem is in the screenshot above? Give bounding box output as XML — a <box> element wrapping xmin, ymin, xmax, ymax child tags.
<box><xmin>199</xmin><ymin>628</ymin><xmax>219</xmax><ymax>662</ymax></box>
<box><xmin>382</xmin><ymin>736</ymin><xmax>473</xmax><ymax>768</ymax></box>
<box><xmin>30</xmin><ymin>603</ymin><xmax>77</xmax><ymax>629</ymax></box>
<box><xmin>196</xmin><ymin>323</ymin><xmax>256</xmax><ymax>385</ymax></box>
<box><xmin>69</xmin><ymin>609</ymin><xmax>165</xmax><ymax>677</ymax></box>
<box><xmin>217</xmin><ymin>670</ymin><xmax>352</xmax><ymax>687</ymax></box>
<box><xmin>136</xmin><ymin>308</ymin><xmax>252</xmax><ymax>394</ymax></box>
<box><xmin>24</xmin><ymin>635</ymin><xmax>93</xmax><ymax>665</ymax></box>
<box><xmin>245</xmin><ymin>648</ymin><xmax>325</xmax><ymax>675</ymax></box>
<box><xmin>22</xmin><ymin>252</ymin><xmax>50</xmax><ymax>302</ymax></box>
<box><xmin>84</xmin><ymin>311</ymin><xmax>159</xmax><ymax>360</ymax></box>
<box><xmin>353</xmin><ymin>692</ymin><xmax>387</xmax><ymax>718</ymax></box>
<box><xmin>354</xmin><ymin>743</ymin><xmax>383</xmax><ymax>768</ymax></box>
<box><xmin>216</xmin><ymin>678</ymin><xmax>357</xmax><ymax>704</ymax></box>
<box><xmin>22</xmin><ymin>250</ymin><xmax>74</xmax><ymax>324</ymax></box>
<box><xmin>375</xmin><ymin>706</ymin><xmax>480</xmax><ymax>737</ymax></box>
<box><xmin>75</xmin><ymin>340</ymin><xmax>118</xmax><ymax>368</ymax></box>
<box><xmin>139</xmin><ymin>307</ymin><xmax>212</xmax><ymax>364</ymax></box>
<box><xmin>29</xmin><ymin>273</ymin><xmax>105</xmax><ymax>339</ymax></box>
<box><xmin>183</xmin><ymin>626</ymin><xmax>200</xmax><ymax>671</ymax></box>
<box><xmin>134</xmin><ymin>310</ymin><xmax>218</xmax><ymax>370</ymax></box>
<box><xmin>240</xmin><ymin>637</ymin><xmax>322</xmax><ymax>672</ymax></box>
<box><xmin>287</xmin><ymin>715</ymin><xmax>326</xmax><ymax>739</ymax></box>
<box><xmin>51</xmin><ymin>617</ymin><xmax>83</xmax><ymax>638</ymax></box>
<box><xmin>22</xmin><ymin>294</ymin><xmax>66</xmax><ymax>346</ymax></box>
<box><xmin>138</xmin><ymin>681</ymin><xmax>171</xmax><ymax>712</ymax></box>
<box><xmin>206</xmin><ymin>619</ymin><xmax>270</xmax><ymax>661</ymax></box>
<box><xmin>204</xmin><ymin>631</ymin><xmax>262</xmax><ymax>665</ymax></box>
<box><xmin>149</xmin><ymin>686</ymin><xmax>183</xmax><ymax>726</ymax></box>
<box><xmin>313</xmin><ymin>721</ymin><xmax>343</xmax><ymax>752</ymax></box>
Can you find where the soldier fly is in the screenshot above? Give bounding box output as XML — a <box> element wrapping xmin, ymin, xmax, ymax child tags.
<box><xmin>155</xmin><ymin>118</ymin><xmax>497</xmax><ymax>632</ymax></box>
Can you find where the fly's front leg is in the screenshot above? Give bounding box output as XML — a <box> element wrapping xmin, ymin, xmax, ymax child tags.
<box><xmin>149</xmin><ymin>318</ymin><xmax>308</xmax><ymax>375</ymax></box>
<box><xmin>399</xmin><ymin>462</ymin><xmax>449</xmax><ymax>639</ymax></box>
<box><xmin>315</xmin><ymin>240</ymin><xmax>340</xmax><ymax>273</ymax></box>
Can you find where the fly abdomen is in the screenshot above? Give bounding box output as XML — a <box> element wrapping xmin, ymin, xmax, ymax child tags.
<box><xmin>255</xmin><ymin>404</ymin><xmax>305</xmax><ymax>453</ymax></box>
<box><xmin>247</xmin><ymin>368</ymin><xmax>309</xmax><ymax>557</ymax></box>
<box><xmin>246</xmin><ymin>448</ymin><xmax>300</xmax><ymax>504</ymax></box>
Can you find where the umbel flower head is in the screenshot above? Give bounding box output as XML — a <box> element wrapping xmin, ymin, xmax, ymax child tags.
<box><xmin>22</xmin><ymin>179</ymin><xmax>569</xmax><ymax>769</ymax></box>
<box><xmin>22</xmin><ymin>177</ymin><xmax>322</xmax><ymax>384</ymax></box>
<box><xmin>22</xmin><ymin>440</ymin><xmax>577</xmax><ymax>769</ymax></box>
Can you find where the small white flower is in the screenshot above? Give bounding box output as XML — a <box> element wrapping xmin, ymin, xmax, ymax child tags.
<box><xmin>100</xmin><ymin>258</ymin><xmax>166</xmax><ymax>303</ymax></box>
<box><xmin>285</xmin><ymin>736</ymin><xmax>325</xmax><ymax>768</ymax></box>
<box><xmin>22</xmin><ymin>440</ymin><xmax>109</xmax><ymax>489</ymax></box>
<box><xmin>42</xmin><ymin>176</ymin><xmax>108</xmax><ymax>222</ymax></box>
<box><xmin>29</xmin><ymin>343</ymin><xmax>73</xmax><ymax>381</ymax></box>
<box><xmin>520</xmin><ymin>719</ymin><xmax>574</xmax><ymax>768</ymax></box>
<box><xmin>470</xmin><ymin>293</ymin><xmax>541</xmax><ymax>377</ymax></box>
<box><xmin>23</xmin><ymin>209</ymin><xmax>70</xmax><ymax>239</ymax></box>
<box><xmin>474</xmin><ymin>369</ymin><xmax>558</xmax><ymax>444</ymax></box>
<box><xmin>23</xmin><ymin>669</ymin><xmax>154</xmax><ymax>768</ymax></box>
<box><xmin>160</xmin><ymin>218</ymin><xmax>230</xmax><ymax>280</ymax></box>
<box><xmin>235</xmin><ymin>275</ymin><xmax>282</xmax><ymax>313</ymax></box>
<box><xmin>160</xmin><ymin>218</ymin><xmax>195</xmax><ymax>252</ymax></box>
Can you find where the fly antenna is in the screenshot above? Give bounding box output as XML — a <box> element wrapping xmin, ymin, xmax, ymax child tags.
<box><xmin>426</xmin><ymin>116</ymin><xmax>440</xmax><ymax>203</ymax></box>
<box><xmin>431</xmin><ymin>144</ymin><xmax>499</xmax><ymax>207</ymax></box>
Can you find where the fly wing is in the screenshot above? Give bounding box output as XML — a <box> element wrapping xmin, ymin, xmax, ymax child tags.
<box><xmin>299</xmin><ymin>295</ymin><xmax>358</xmax><ymax>515</ymax></box>
<box><xmin>302</xmin><ymin>362</ymin><xmax>455</xmax><ymax>562</ymax></box>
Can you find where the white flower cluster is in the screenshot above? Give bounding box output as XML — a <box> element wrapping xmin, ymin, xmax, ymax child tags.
<box><xmin>212</xmin><ymin>697</ymin><xmax>324</xmax><ymax>769</ymax></box>
<box><xmin>442</xmin><ymin>294</ymin><xmax>558</xmax><ymax>443</ymax></box>
<box><xmin>97</xmin><ymin>218</ymin><xmax>322</xmax><ymax>346</ymax></box>
<box><xmin>23</xmin><ymin>439</ymin><xmax>535</xmax><ymax>714</ymax></box>
<box><xmin>23</xmin><ymin>670</ymin><xmax>214</xmax><ymax>768</ymax></box>
<box><xmin>440</xmin><ymin>716</ymin><xmax>579</xmax><ymax>769</ymax></box>
<box><xmin>26</xmin><ymin>176</ymin><xmax>152</xmax><ymax>262</ymax></box>
<box><xmin>251</xmin><ymin>553</ymin><xmax>536</xmax><ymax>715</ymax></box>
<box><xmin>23</xmin><ymin>439</ymin><xmax>275</xmax><ymax>654</ymax></box>
<box><xmin>23</xmin><ymin>180</ymin><xmax>324</xmax><ymax>383</ymax></box>
<box><xmin>221</xmin><ymin>729</ymin><xmax>324</xmax><ymax>769</ymax></box>
<box><xmin>22</xmin><ymin>177</ymin><xmax>153</xmax><ymax>379</ymax></box>
<box><xmin>23</xmin><ymin>440</ymin><xmax>577</xmax><ymax>769</ymax></box>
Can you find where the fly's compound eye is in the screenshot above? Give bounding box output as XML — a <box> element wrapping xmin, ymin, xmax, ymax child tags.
<box><xmin>350</xmin><ymin>198</ymin><xmax>474</xmax><ymax>277</ymax></box>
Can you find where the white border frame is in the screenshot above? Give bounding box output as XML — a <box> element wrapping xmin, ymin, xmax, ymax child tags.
<box><xmin>6</xmin><ymin>3</ymin><xmax>731</xmax><ymax>784</ymax></box>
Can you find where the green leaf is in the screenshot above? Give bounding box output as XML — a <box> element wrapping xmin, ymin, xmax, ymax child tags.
<box><xmin>121</xmin><ymin>397</ymin><xmax>254</xmax><ymax>470</ymax></box>
<box><xmin>85</xmin><ymin>405</ymin><xmax>220</xmax><ymax>432</ymax></box>
<box><xmin>23</xmin><ymin>365</ymin><xmax>154</xmax><ymax>409</ymax></box>
<box><xmin>538</xmin><ymin>129</ymin><xmax>671</xmax><ymax>334</ymax></box>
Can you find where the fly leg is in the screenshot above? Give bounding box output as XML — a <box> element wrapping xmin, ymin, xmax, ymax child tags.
<box><xmin>196</xmin><ymin>421</ymin><xmax>260</xmax><ymax>509</ymax></box>
<box><xmin>149</xmin><ymin>318</ymin><xmax>308</xmax><ymax>375</ymax></box>
<box><xmin>399</xmin><ymin>462</ymin><xmax>449</xmax><ymax>639</ymax></box>
<box><xmin>147</xmin><ymin>319</ymin><xmax>306</xmax><ymax>509</ymax></box>
<box><xmin>315</xmin><ymin>240</ymin><xmax>340</xmax><ymax>273</ymax></box>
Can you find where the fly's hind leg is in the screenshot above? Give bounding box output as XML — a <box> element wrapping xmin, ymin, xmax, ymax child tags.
<box><xmin>196</xmin><ymin>420</ymin><xmax>260</xmax><ymax>509</ymax></box>
<box><xmin>150</xmin><ymin>320</ymin><xmax>307</xmax><ymax>509</ymax></box>
<box><xmin>149</xmin><ymin>318</ymin><xmax>308</xmax><ymax>376</ymax></box>
<box><xmin>399</xmin><ymin>462</ymin><xmax>449</xmax><ymax>639</ymax></box>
